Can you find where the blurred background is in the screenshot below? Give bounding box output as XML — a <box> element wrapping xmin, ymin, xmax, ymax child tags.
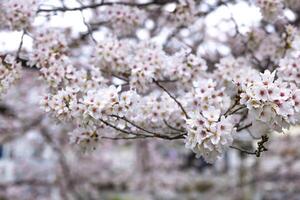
<box><xmin>1</xmin><ymin>70</ymin><xmax>300</xmax><ymax>200</ymax></box>
<box><xmin>1</xmin><ymin>0</ymin><xmax>300</xmax><ymax>199</ymax></box>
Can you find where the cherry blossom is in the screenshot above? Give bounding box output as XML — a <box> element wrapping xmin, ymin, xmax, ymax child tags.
<box><xmin>185</xmin><ymin>111</ymin><xmax>235</xmax><ymax>163</ymax></box>
<box><xmin>98</xmin><ymin>5</ymin><xmax>147</xmax><ymax>35</ymax></box>
<box><xmin>239</xmin><ymin>70</ymin><xmax>297</xmax><ymax>132</ymax></box>
<box><xmin>0</xmin><ymin>55</ymin><xmax>22</xmax><ymax>97</ymax></box>
<box><xmin>2</xmin><ymin>0</ymin><xmax>300</xmax><ymax>166</ymax></box>
<box><xmin>0</xmin><ymin>0</ymin><xmax>39</xmax><ymax>30</ymax></box>
<box><xmin>256</xmin><ymin>0</ymin><xmax>284</xmax><ymax>22</ymax></box>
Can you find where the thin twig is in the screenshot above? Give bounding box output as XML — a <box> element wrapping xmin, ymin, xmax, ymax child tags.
<box><xmin>230</xmin><ymin>145</ymin><xmax>256</xmax><ymax>155</ymax></box>
<box><xmin>163</xmin><ymin>119</ymin><xmax>185</xmax><ymax>133</ymax></box>
<box><xmin>111</xmin><ymin>115</ymin><xmax>187</xmax><ymax>139</ymax></box>
<box><xmin>223</xmin><ymin>94</ymin><xmax>241</xmax><ymax>117</ymax></box>
<box><xmin>76</xmin><ymin>0</ymin><xmax>97</xmax><ymax>43</ymax></box>
<box><xmin>237</xmin><ymin>123</ymin><xmax>252</xmax><ymax>132</ymax></box>
<box><xmin>110</xmin><ymin>114</ymin><xmax>157</xmax><ymax>135</ymax></box>
<box><xmin>102</xmin><ymin>136</ymin><xmax>149</xmax><ymax>140</ymax></box>
<box><xmin>153</xmin><ymin>79</ymin><xmax>190</xmax><ymax>119</ymax></box>
<box><xmin>16</xmin><ymin>30</ymin><xmax>26</xmax><ymax>59</ymax></box>
<box><xmin>99</xmin><ymin>118</ymin><xmax>185</xmax><ymax>140</ymax></box>
<box><xmin>99</xmin><ymin>118</ymin><xmax>151</xmax><ymax>136</ymax></box>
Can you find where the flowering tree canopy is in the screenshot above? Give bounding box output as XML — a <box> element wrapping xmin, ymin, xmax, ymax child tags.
<box><xmin>1</xmin><ymin>0</ymin><xmax>300</xmax><ymax>164</ymax></box>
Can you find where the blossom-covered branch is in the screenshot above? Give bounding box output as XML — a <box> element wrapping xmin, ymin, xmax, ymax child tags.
<box><xmin>1</xmin><ymin>0</ymin><xmax>300</xmax><ymax>165</ymax></box>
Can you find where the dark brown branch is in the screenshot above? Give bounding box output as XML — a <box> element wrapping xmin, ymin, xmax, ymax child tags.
<box><xmin>236</xmin><ymin>123</ymin><xmax>252</xmax><ymax>132</ymax></box>
<box><xmin>255</xmin><ymin>135</ymin><xmax>268</xmax><ymax>157</ymax></box>
<box><xmin>38</xmin><ymin>0</ymin><xmax>177</xmax><ymax>13</ymax></box>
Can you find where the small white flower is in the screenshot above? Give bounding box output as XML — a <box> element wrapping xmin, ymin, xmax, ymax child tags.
<box><xmin>185</xmin><ymin>111</ymin><xmax>235</xmax><ymax>163</ymax></box>
<box><xmin>256</xmin><ymin>0</ymin><xmax>283</xmax><ymax>22</ymax></box>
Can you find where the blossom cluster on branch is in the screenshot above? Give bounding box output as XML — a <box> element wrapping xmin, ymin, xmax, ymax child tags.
<box><xmin>1</xmin><ymin>0</ymin><xmax>300</xmax><ymax>163</ymax></box>
<box><xmin>0</xmin><ymin>0</ymin><xmax>39</xmax><ymax>30</ymax></box>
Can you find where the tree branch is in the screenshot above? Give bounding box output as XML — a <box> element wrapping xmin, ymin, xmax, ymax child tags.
<box><xmin>153</xmin><ymin>79</ymin><xmax>190</xmax><ymax>119</ymax></box>
<box><xmin>38</xmin><ymin>0</ymin><xmax>177</xmax><ymax>13</ymax></box>
<box><xmin>230</xmin><ymin>145</ymin><xmax>256</xmax><ymax>155</ymax></box>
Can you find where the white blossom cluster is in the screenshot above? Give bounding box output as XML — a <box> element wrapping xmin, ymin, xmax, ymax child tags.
<box><xmin>133</xmin><ymin>92</ymin><xmax>185</xmax><ymax>130</ymax></box>
<box><xmin>98</xmin><ymin>5</ymin><xmax>147</xmax><ymax>35</ymax></box>
<box><xmin>29</xmin><ymin>29</ymin><xmax>68</xmax><ymax>68</ymax></box>
<box><xmin>92</xmin><ymin>38</ymin><xmax>130</xmax><ymax>76</ymax></box>
<box><xmin>183</xmin><ymin>78</ymin><xmax>235</xmax><ymax>163</ymax></box>
<box><xmin>214</xmin><ymin>57</ymin><xmax>258</xmax><ymax>90</ymax></box>
<box><xmin>37</xmin><ymin>31</ymin><xmax>300</xmax><ymax>162</ymax></box>
<box><xmin>41</xmin><ymin>82</ymin><xmax>140</xmax><ymax>144</ymax></box>
<box><xmin>0</xmin><ymin>0</ymin><xmax>39</xmax><ymax>30</ymax></box>
<box><xmin>42</xmin><ymin>86</ymin><xmax>80</xmax><ymax>121</ymax></box>
<box><xmin>167</xmin><ymin>50</ymin><xmax>208</xmax><ymax>88</ymax></box>
<box><xmin>28</xmin><ymin>29</ymin><xmax>90</xmax><ymax>88</ymax></box>
<box><xmin>247</xmin><ymin>25</ymin><xmax>299</xmax><ymax>64</ymax></box>
<box><xmin>3</xmin><ymin>0</ymin><xmax>300</xmax><ymax>165</ymax></box>
<box><xmin>256</xmin><ymin>0</ymin><xmax>284</xmax><ymax>22</ymax></box>
<box><xmin>93</xmin><ymin>39</ymin><xmax>169</xmax><ymax>92</ymax></box>
<box><xmin>188</xmin><ymin>79</ymin><xmax>231</xmax><ymax>115</ymax></box>
<box><xmin>278</xmin><ymin>54</ymin><xmax>300</xmax><ymax>85</ymax></box>
<box><xmin>185</xmin><ymin>112</ymin><xmax>235</xmax><ymax>163</ymax></box>
<box><xmin>92</xmin><ymin>39</ymin><xmax>208</xmax><ymax>92</ymax></box>
<box><xmin>0</xmin><ymin>55</ymin><xmax>22</xmax><ymax>97</ymax></box>
<box><xmin>130</xmin><ymin>42</ymin><xmax>168</xmax><ymax>92</ymax></box>
<box><xmin>240</xmin><ymin>70</ymin><xmax>299</xmax><ymax>132</ymax></box>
